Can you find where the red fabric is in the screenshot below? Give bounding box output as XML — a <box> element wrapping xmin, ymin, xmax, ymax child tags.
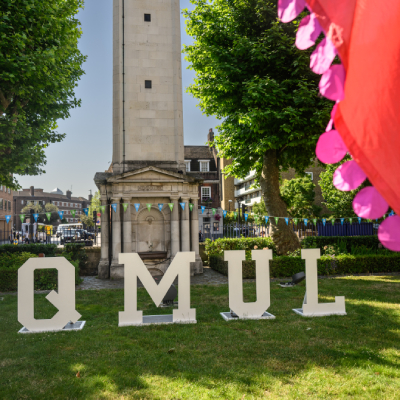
<box><xmin>307</xmin><ymin>0</ymin><xmax>400</xmax><ymax>215</ymax></box>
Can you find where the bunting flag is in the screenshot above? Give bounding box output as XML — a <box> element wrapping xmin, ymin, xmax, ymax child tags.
<box><xmin>322</xmin><ymin>218</ymin><xmax>326</xmax><ymax>226</ymax></box>
<box><xmin>349</xmin><ymin>218</ymin><xmax>353</xmax><ymax>224</ymax></box>
<box><xmin>358</xmin><ymin>217</ymin><xmax>362</xmax><ymax>224</ymax></box>
<box><xmin>111</xmin><ymin>204</ymin><xmax>117</xmax><ymax>213</ymax></box>
<box><xmin>83</xmin><ymin>208</ymin><xmax>89</xmax><ymax>216</ymax></box>
<box><xmin>168</xmin><ymin>203</ymin><xmax>174</xmax><ymax>212</ymax></box>
<box><xmin>180</xmin><ymin>202</ymin><xmax>185</xmax><ymax>211</ymax></box>
<box><xmin>158</xmin><ymin>204</ymin><xmax>164</xmax><ymax>212</ymax></box>
<box><xmin>100</xmin><ymin>205</ymin><xmax>106</xmax><ymax>214</ymax></box>
<box><xmin>146</xmin><ymin>203</ymin><xmax>152</xmax><ymax>212</ymax></box>
<box><xmin>274</xmin><ymin>217</ymin><xmax>279</xmax><ymax>225</ymax></box>
<box><xmin>340</xmin><ymin>218</ymin><xmax>344</xmax><ymax>225</ymax></box>
<box><xmin>304</xmin><ymin>218</ymin><xmax>308</xmax><ymax>227</ymax></box>
<box><xmin>223</xmin><ymin>210</ymin><xmax>227</xmax><ymax>218</ymax></box>
<box><xmin>5</xmin><ymin>215</ymin><xmax>11</xmax><ymax>224</ymax></box>
<box><xmin>293</xmin><ymin>218</ymin><xmax>298</xmax><ymax>225</ymax></box>
<box><xmin>264</xmin><ymin>216</ymin><xmax>269</xmax><ymax>224</ymax></box>
<box><xmin>71</xmin><ymin>210</ymin><xmax>76</xmax><ymax>218</ymax></box>
<box><xmin>58</xmin><ymin>211</ymin><xmax>64</xmax><ymax>220</ymax></box>
<box><xmin>284</xmin><ymin>217</ymin><xmax>289</xmax><ymax>225</ymax></box>
<box><xmin>244</xmin><ymin>213</ymin><xmax>248</xmax><ymax>222</ymax></box>
<box><xmin>233</xmin><ymin>211</ymin><xmax>238</xmax><ymax>218</ymax></box>
<box><xmin>134</xmin><ymin>203</ymin><xmax>140</xmax><ymax>212</ymax></box>
<box><xmin>123</xmin><ymin>203</ymin><xmax>129</xmax><ymax>212</ymax></box>
<box><xmin>212</xmin><ymin>208</ymin><xmax>216</xmax><ymax>215</ymax></box>
<box><xmin>201</xmin><ymin>206</ymin><xmax>206</xmax><ymax>214</ymax></box>
<box><xmin>46</xmin><ymin>212</ymin><xmax>52</xmax><ymax>221</ymax></box>
<box><xmin>389</xmin><ymin>211</ymin><xmax>395</xmax><ymax>216</ymax></box>
<box><xmin>19</xmin><ymin>214</ymin><xmax>25</xmax><ymax>223</ymax></box>
<box><xmin>189</xmin><ymin>203</ymin><xmax>194</xmax><ymax>212</ymax></box>
<box><xmin>313</xmin><ymin>218</ymin><xmax>317</xmax><ymax>226</ymax></box>
<box><xmin>33</xmin><ymin>213</ymin><xmax>39</xmax><ymax>222</ymax></box>
<box><xmin>331</xmin><ymin>219</ymin><xmax>335</xmax><ymax>226</ymax></box>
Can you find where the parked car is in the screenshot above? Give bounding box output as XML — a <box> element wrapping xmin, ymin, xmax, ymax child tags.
<box><xmin>60</xmin><ymin>229</ymin><xmax>81</xmax><ymax>244</ymax></box>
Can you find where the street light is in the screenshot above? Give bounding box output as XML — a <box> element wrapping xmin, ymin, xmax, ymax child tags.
<box><xmin>228</xmin><ymin>199</ymin><xmax>232</xmax><ymax>212</ymax></box>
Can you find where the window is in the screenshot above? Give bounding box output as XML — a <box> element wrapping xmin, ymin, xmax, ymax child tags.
<box><xmin>201</xmin><ymin>186</ymin><xmax>211</xmax><ymax>200</ymax></box>
<box><xmin>21</xmin><ymin>200</ymin><xmax>24</xmax><ymax>205</ymax></box>
<box><xmin>0</xmin><ymin>199</ymin><xmax>2</xmax><ymax>210</ymax></box>
<box><xmin>144</xmin><ymin>13</ymin><xmax>151</xmax><ymax>22</ymax></box>
<box><xmin>184</xmin><ymin>160</ymin><xmax>191</xmax><ymax>172</ymax></box>
<box><xmin>79</xmin><ymin>204</ymin><xmax>81</xmax><ymax>208</ymax></box>
<box><xmin>200</xmin><ymin>161</ymin><xmax>210</xmax><ymax>172</ymax></box>
<box><xmin>213</xmin><ymin>222</ymin><xmax>219</xmax><ymax>232</ymax></box>
<box><xmin>8</xmin><ymin>188</ymin><xmax>10</xmax><ymax>194</ymax></box>
<box><xmin>8</xmin><ymin>201</ymin><xmax>11</xmax><ymax>211</ymax></box>
<box><xmin>306</xmin><ymin>172</ymin><xmax>313</xmax><ymax>181</ymax></box>
<box><xmin>145</xmin><ymin>80</ymin><xmax>152</xmax><ymax>89</ymax></box>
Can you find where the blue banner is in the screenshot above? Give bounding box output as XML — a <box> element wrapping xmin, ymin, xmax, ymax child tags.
<box><xmin>134</xmin><ymin>203</ymin><xmax>140</xmax><ymax>212</ymax></box>
<box><xmin>284</xmin><ymin>217</ymin><xmax>289</xmax><ymax>225</ymax></box>
<box><xmin>5</xmin><ymin>215</ymin><xmax>11</xmax><ymax>224</ymax></box>
<box><xmin>265</xmin><ymin>216</ymin><xmax>269</xmax><ymax>224</ymax></box>
<box><xmin>33</xmin><ymin>213</ymin><xmax>39</xmax><ymax>222</ymax></box>
<box><xmin>389</xmin><ymin>211</ymin><xmax>395</xmax><ymax>216</ymax></box>
<box><xmin>304</xmin><ymin>218</ymin><xmax>308</xmax><ymax>226</ymax></box>
<box><xmin>111</xmin><ymin>204</ymin><xmax>117</xmax><ymax>213</ymax></box>
<box><xmin>223</xmin><ymin>210</ymin><xmax>227</xmax><ymax>218</ymax></box>
<box><xmin>180</xmin><ymin>202</ymin><xmax>185</xmax><ymax>211</ymax></box>
<box><xmin>322</xmin><ymin>218</ymin><xmax>326</xmax><ymax>226</ymax></box>
<box><xmin>358</xmin><ymin>217</ymin><xmax>362</xmax><ymax>224</ymax></box>
<box><xmin>340</xmin><ymin>218</ymin><xmax>344</xmax><ymax>225</ymax></box>
<box><xmin>83</xmin><ymin>208</ymin><xmax>89</xmax><ymax>216</ymax></box>
<box><xmin>58</xmin><ymin>211</ymin><xmax>64</xmax><ymax>220</ymax></box>
<box><xmin>201</xmin><ymin>205</ymin><xmax>206</xmax><ymax>214</ymax></box>
<box><xmin>158</xmin><ymin>204</ymin><xmax>164</xmax><ymax>212</ymax></box>
<box><xmin>244</xmin><ymin>213</ymin><xmax>248</xmax><ymax>222</ymax></box>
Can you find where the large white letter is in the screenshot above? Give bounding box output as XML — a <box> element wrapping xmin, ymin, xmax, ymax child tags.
<box><xmin>293</xmin><ymin>249</ymin><xmax>346</xmax><ymax>317</ymax></box>
<box><xmin>118</xmin><ymin>252</ymin><xmax>196</xmax><ymax>326</ymax></box>
<box><xmin>221</xmin><ymin>250</ymin><xmax>275</xmax><ymax>320</ymax></box>
<box><xmin>18</xmin><ymin>258</ymin><xmax>82</xmax><ymax>333</ymax></box>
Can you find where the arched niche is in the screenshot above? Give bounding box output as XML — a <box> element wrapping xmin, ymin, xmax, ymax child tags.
<box><xmin>136</xmin><ymin>207</ymin><xmax>166</xmax><ymax>253</ymax></box>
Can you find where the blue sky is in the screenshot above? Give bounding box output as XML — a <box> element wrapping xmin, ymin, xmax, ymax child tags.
<box><xmin>15</xmin><ymin>0</ymin><xmax>219</xmax><ymax>199</ymax></box>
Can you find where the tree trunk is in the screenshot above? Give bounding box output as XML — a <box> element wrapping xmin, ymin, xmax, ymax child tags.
<box><xmin>259</xmin><ymin>149</ymin><xmax>300</xmax><ymax>255</ymax></box>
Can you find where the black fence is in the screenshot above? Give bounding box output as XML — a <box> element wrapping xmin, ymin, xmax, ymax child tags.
<box><xmin>0</xmin><ymin>225</ymin><xmax>100</xmax><ymax>247</ymax></box>
<box><xmin>199</xmin><ymin>221</ymin><xmax>377</xmax><ymax>242</ymax></box>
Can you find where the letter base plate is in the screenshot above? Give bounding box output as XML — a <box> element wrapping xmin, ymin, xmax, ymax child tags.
<box><xmin>18</xmin><ymin>321</ymin><xmax>86</xmax><ymax>334</ymax></box>
<box><xmin>292</xmin><ymin>308</ymin><xmax>347</xmax><ymax>317</ymax></box>
<box><xmin>220</xmin><ymin>312</ymin><xmax>275</xmax><ymax>321</ymax></box>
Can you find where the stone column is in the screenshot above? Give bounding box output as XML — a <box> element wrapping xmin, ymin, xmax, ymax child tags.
<box><xmin>98</xmin><ymin>198</ymin><xmax>109</xmax><ymax>279</ymax></box>
<box><xmin>111</xmin><ymin>198</ymin><xmax>121</xmax><ymax>267</ymax></box>
<box><xmin>170</xmin><ymin>197</ymin><xmax>180</xmax><ymax>257</ymax></box>
<box><xmin>181</xmin><ymin>197</ymin><xmax>190</xmax><ymax>252</ymax></box>
<box><xmin>122</xmin><ymin>198</ymin><xmax>132</xmax><ymax>253</ymax></box>
<box><xmin>190</xmin><ymin>198</ymin><xmax>203</xmax><ymax>275</ymax></box>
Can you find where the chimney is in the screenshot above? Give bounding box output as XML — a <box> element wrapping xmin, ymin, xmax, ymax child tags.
<box><xmin>207</xmin><ymin>128</ymin><xmax>214</xmax><ymax>144</ymax></box>
<box><xmin>88</xmin><ymin>194</ymin><xmax>93</xmax><ymax>202</ymax></box>
<box><xmin>30</xmin><ymin>186</ymin><xmax>34</xmax><ymax>197</ymax></box>
<box><xmin>66</xmin><ymin>190</ymin><xmax>72</xmax><ymax>199</ymax></box>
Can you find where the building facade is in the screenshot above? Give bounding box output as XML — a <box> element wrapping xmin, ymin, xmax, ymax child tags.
<box><xmin>13</xmin><ymin>187</ymin><xmax>89</xmax><ymax>231</ymax></box>
<box><xmin>0</xmin><ymin>184</ymin><xmax>14</xmax><ymax>241</ymax></box>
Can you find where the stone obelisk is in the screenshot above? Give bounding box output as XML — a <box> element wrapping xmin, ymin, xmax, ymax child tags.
<box><xmin>94</xmin><ymin>0</ymin><xmax>203</xmax><ymax>279</ymax></box>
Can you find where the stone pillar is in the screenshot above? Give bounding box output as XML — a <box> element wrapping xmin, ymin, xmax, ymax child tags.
<box><xmin>98</xmin><ymin>198</ymin><xmax>109</xmax><ymax>279</ymax></box>
<box><xmin>170</xmin><ymin>197</ymin><xmax>180</xmax><ymax>257</ymax></box>
<box><xmin>181</xmin><ymin>197</ymin><xmax>190</xmax><ymax>252</ymax></box>
<box><xmin>122</xmin><ymin>198</ymin><xmax>132</xmax><ymax>253</ymax></box>
<box><xmin>111</xmin><ymin>198</ymin><xmax>123</xmax><ymax>278</ymax></box>
<box><xmin>190</xmin><ymin>198</ymin><xmax>203</xmax><ymax>275</ymax></box>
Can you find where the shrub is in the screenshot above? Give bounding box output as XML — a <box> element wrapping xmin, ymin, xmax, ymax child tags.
<box><xmin>0</xmin><ymin>243</ymin><xmax>57</xmax><ymax>257</ymax></box>
<box><xmin>64</xmin><ymin>243</ymin><xmax>88</xmax><ymax>273</ymax></box>
<box><xmin>210</xmin><ymin>253</ymin><xmax>400</xmax><ymax>278</ymax></box>
<box><xmin>301</xmin><ymin>236</ymin><xmax>381</xmax><ymax>253</ymax></box>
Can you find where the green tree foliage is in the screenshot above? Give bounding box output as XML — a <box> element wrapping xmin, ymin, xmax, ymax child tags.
<box><xmin>252</xmin><ymin>199</ymin><xmax>267</xmax><ymax>219</ymax></box>
<box><xmin>0</xmin><ymin>0</ymin><xmax>86</xmax><ymax>189</ymax></box>
<box><xmin>89</xmin><ymin>191</ymin><xmax>100</xmax><ymax>215</ymax></box>
<box><xmin>21</xmin><ymin>201</ymin><xmax>42</xmax><ymax>214</ymax></box>
<box><xmin>280</xmin><ymin>176</ymin><xmax>322</xmax><ymax>218</ymax></box>
<box><xmin>183</xmin><ymin>0</ymin><xmax>330</xmax><ymax>253</ymax></box>
<box><xmin>21</xmin><ymin>202</ymin><xmax>59</xmax><ymax>224</ymax></box>
<box><xmin>80</xmin><ymin>214</ymin><xmax>94</xmax><ymax>228</ymax></box>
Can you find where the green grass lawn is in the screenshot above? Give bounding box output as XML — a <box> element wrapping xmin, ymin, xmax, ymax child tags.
<box><xmin>1</xmin><ymin>276</ymin><xmax>400</xmax><ymax>399</ymax></box>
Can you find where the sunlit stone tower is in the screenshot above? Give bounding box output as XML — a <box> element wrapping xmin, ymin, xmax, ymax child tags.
<box><xmin>94</xmin><ymin>0</ymin><xmax>203</xmax><ymax>279</ymax></box>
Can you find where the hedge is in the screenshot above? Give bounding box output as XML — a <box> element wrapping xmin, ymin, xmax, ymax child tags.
<box><xmin>210</xmin><ymin>253</ymin><xmax>400</xmax><ymax>279</ymax></box>
<box><xmin>301</xmin><ymin>236</ymin><xmax>380</xmax><ymax>252</ymax></box>
<box><xmin>0</xmin><ymin>244</ymin><xmax>57</xmax><ymax>257</ymax></box>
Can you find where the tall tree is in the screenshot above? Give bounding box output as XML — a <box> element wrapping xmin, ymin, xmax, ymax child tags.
<box><xmin>0</xmin><ymin>0</ymin><xmax>86</xmax><ymax>189</ymax></box>
<box><xmin>184</xmin><ymin>0</ymin><xmax>330</xmax><ymax>253</ymax></box>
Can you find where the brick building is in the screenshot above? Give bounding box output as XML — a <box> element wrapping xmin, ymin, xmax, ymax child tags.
<box><xmin>13</xmin><ymin>187</ymin><xmax>90</xmax><ymax>231</ymax></box>
<box><xmin>0</xmin><ymin>183</ymin><xmax>14</xmax><ymax>241</ymax></box>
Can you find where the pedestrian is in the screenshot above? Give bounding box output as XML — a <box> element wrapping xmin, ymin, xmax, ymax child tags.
<box><xmin>199</xmin><ymin>230</ymin><xmax>202</xmax><ymax>242</ymax></box>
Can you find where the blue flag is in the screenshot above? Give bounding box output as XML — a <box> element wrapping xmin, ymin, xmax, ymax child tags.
<box><xmin>244</xmin><ymin>213</ymin><xmax>248</xmax><ymax>222</ymax></box>
<box><xmin>180</xmin><ymin>202</ymin><xmax>185</xmax><ymax>210</ymax></box>
<box><xmin>58</xmin><ymin>211</ymin><xmax>64</xmax><ymax>220</ymax></box>
<box><xmin>134</xmin><ymin>203</ymin><xmax>140</xmax><ymax>212</ymax></box>
<box><xmin>322</xmin><ymin>218</ymin><xmax>326</xmax><ymax>226</ymax></box>
<box><xmin>389</xmin><ymin>211</ymin><xmax>395</xmax><ymax>216</ymax></box>
<box><xmin>304</xmin><ymin>218</ymin><xmax>308</xmax><ymax>226</ymax></box>
<box><xmin>158</xmin><ymin>204</ymin><xmax>164</xmax><ymax>212</ymax></box>
<box><xmin>5</xmin><ymin>215</ymin><xmax>11</xmax><ymax>224</ymax></box>
<box><xmin>264</xmin><ymin>216</ymin><xmax>269</xmax><ymax>224</ymax></box>
<box><xmin>33</xmin><ymin>213</ymin><xmax>39</xmax><ymax>222</ymax></box>
<box><xmin>111</xmin><ymin>204</ymin><xmax>117</xmax><ymax>213</ymax></box>
<box><xmin>83</xmin><ymin>208</ymin><xmax>89</xmax><ymax>216</ymax></box>
<box><xmin>223</xmin><ymin>210</ymin><xmax>227</xmax><ymax>218</ymax></box>
<box><xmin>358</xmin><ymin>217</ymin><xmax>362</xmax><ymax>224</ymax></box>
<box><xmin>340</xmin><ymin>218</ymin><xmax>344</xmax><ymax>225</ymax></box>
<box><xmin>201</xmin><ymin>206</ymin><xmax>206</xmax><ymax>214</ymax></box>
<box><xmin>284</xmin><ymin>217</ymin><xmax>289</xmax><ymax>225</ymax></box>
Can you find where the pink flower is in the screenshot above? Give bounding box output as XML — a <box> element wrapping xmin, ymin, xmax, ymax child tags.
<box><xmin>254</xmin><ymin>245</ymin><xmax>258</xmax><ymax>249</ymax></box>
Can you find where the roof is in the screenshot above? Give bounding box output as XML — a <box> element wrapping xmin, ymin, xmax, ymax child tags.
<box><xmin>184</xmin><ymin>146</ymin><xmax>214</xmax><ymax>159</ymax></box>
<box><xmin>14</xmin><ymin>190</ymin><xmax>87</xmax><ymax>202</ymax></box>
